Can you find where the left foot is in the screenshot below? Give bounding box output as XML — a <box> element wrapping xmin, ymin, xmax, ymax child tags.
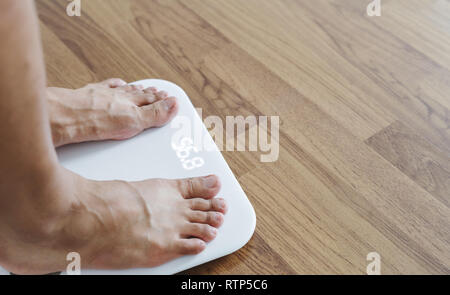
<box><xmin>47</xmin><ymin>78</ymin><xmax>179</xmax><ymax>147</ymax></box>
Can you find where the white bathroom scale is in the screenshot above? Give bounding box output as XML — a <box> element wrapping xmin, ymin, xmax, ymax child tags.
<box><xmin>0</xmin><ymin>79</ymin><xmax>256</xmax><ymax>275</ymax></box>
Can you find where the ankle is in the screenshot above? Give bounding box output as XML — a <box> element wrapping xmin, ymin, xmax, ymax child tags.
<box><xmin>0</xmin><ymin>163</ymin><xmax>74</xmax><ymax>238</ymax></box>
<box><xmin>47</xmin><ymin>87</ymin><xmax>63</xmax><ymax>146</ymax></box>
<box><xmin>0</xmin><ymin>168</ymin><xmax>102</xmax><ymax>273</ymax></box>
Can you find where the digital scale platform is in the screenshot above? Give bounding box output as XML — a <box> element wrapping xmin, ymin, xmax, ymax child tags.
<box><xmin>0</xmin><ymin>79</ymin><xmax>256</xmax><ymax>275</ymax></box>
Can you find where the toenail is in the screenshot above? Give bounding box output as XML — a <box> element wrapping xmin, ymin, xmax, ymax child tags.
<box><xmin>203</xmin><ymin>175</ymin><xmax>217</xmax><ymax>188</ymax></box>
<box><xmin>211</xmin><ymin>227</ymin><xmax>218</xmax><ymax>235</ymax></box>
<box><xmin>163</xmin><ymin>98</ymin><xmax>176</xmax><ymax>111</ymax></box>
<box><xmin>218</xmin><ymin>200</ymin><xmax>226</xmax><ymax>210</ymax></box>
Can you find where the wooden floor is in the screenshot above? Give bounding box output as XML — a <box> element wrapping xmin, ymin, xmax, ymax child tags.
<box><xmin>36</xmin><ymin>0</ymin><xmax>450</xmax><ymax>274</ymax></box>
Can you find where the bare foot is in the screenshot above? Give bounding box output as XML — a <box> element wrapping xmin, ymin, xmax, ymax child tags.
<box><xmin>47</xmin><ymin>78</ymin><xmax>179</xmax><ymax>147</ymax></box>
<box><xmin>0</xmin><ymin>169</ymin><xmax>226</xmax><ymax>274</ymax></box>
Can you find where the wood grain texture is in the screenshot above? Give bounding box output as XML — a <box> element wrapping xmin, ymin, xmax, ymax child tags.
<box><xmin>36</xmin><ymin>0</ymin><xmax>450</xmax><ymax>274</ymax></box>
<box><xmin>367</xmin><ymin>121</ymin><xmax>450</xmax><ymax>207</ymax></box>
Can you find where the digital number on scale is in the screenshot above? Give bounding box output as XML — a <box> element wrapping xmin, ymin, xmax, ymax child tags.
<box><xmin>172</xmin><ymin>137</ymin><xmax>205</xmax><ymax>170</ymax></box>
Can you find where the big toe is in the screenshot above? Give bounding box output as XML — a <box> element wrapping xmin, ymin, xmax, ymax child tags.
<box><xmin>177</xmin><ymin>175</ymin><xmax>221</xmax><ymax>199</ymax></box>
<box><xmin>137</xmin><ymin>96</ymin><xmax>178</xmax><ymax>128</ymax></box>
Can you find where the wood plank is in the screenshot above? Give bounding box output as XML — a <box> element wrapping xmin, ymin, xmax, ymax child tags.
<box><xmin>341</xmin><ymin>0</ymin><xmax>450</xmax><ymax>75</ymax></box>
<box><xmin>36</xmin><ymin>0</ymin><xmax>150</xmax><ymax>81</ymax></box>
<box><xmin>278</xmin><ymin>97</ymin><xmax>450</xmax><ymax>273</ymax></box>
<box><xmin>40</xmin><ymin>23</ymin><xmax>94</xmax><ymax>88</ymax></box>
<box><xmin>297</xmin><ymin>0</ymin><xmax>450</xmax><ymax>151</ymax></box>
<box><xmin>367</xmin><ymin>121</ymin><xmax>450</xmax><ymax>207</ymax></box>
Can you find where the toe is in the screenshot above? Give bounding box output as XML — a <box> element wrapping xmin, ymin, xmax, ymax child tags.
<box><xmin>118</xmin><ymin>85</ymin><xmax>142</xmax><ymax>92</ymax></box>
<box><xmin>177</xmin><ymin>175</ymin><xmax>221</xmax><ymax>199</ymax></box>
<box><xmin>182</xmin><ymin>223</ymin><xmax>218</xmax><ymax>242</ymax></box>
<box><xmin>155</xmin><ymin>91</ymin><xmax>168</xmax><ymax>99</ymax></box>
<box><xmin>143</xmin><ymin>88</ymin><xmax>165</xmax><ymax>102</ymax></box>
<box><xmin>138</xmin><ymin>97</ymin><xmax>178</xmax><ymax>128</ymax></box>
<box><xmin>189</xmin><ymin>198</ymin><xmax>227</xmax><ymax>214</ymax></box>
<box><xmin>143</xmin><ymin>87</ymin><xmax>158</xmax><ymax>94</ymax></box>
<box><xmin>102</xmin><ymin>78</ymin><xmax>127</xmax><ymax>88</ymax></box>
<box><xmin>188</xmin><ymin>211</ymin><xmax>224</xmax><ymax>228</ymax></box>
<box><xmin>174</xmin><ymin>238</ymin><xmax>206</xmax><ymax>255</ymax></box>
<box><xmin>132</xmin><ymin>93</ymin><xmax>157</xmax><ymax>106</ymax></box>
<box><xmin>130</xmin><ymin>84</ymin><xmax>144</xmax><ymax>92</ymax></box>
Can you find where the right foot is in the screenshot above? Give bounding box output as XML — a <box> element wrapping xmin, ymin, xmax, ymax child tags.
<box><xmin>0</xmin><ymin>171</ymin><xmax>226</xmax><ymax>274</ymax></box>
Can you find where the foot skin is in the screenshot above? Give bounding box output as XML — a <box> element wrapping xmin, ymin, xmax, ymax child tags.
<box><xmin>0</xmin><ymin>172</ymin><xmax>227</xmax><ymax>274</ymax></box>
<box><xmin>47</xmin><ymin>78</ymin><xmax>179</xmax><ymax>147</ymax></box>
